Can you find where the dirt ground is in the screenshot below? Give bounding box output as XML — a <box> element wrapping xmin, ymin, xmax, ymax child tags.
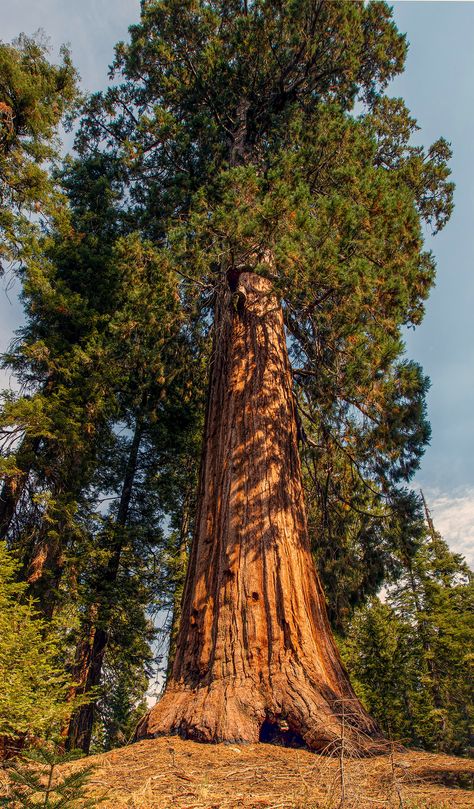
<box><xmin>61</xmin><ymin>736</ymin><xmax>474</xmax><ymax>808</ymax></box>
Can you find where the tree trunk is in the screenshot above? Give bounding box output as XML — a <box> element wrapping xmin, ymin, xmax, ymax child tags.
<box><xmin>137</xmin><ymin>272</ymin><xmax>381</xmax><ymax>753</ymax></box>
<box><xmin>166</xmin><ymin>490</ymin><xmax>192</xmax><ymax>681</ymax></box>
<box><xmin>26</xmin><ymin>526</ymin><xmax>64</xmax><ymax>620</ymax></box>
<box><xmin>65</xmin><ymin>416</ymin><xmax>144</xmax><ymax>753</ymax></box>
<box><xmin>0</xmin><ymin>435</ymin><xmax>41</xmax><ymax>539</ymax></box>
<box><xmin>63</xmin><ymin>618</ymin><xmax>108</xmax><ymax>752</ymax></box>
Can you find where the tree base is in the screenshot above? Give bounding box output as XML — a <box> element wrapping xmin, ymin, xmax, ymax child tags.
<box><xmin>136</xmin><ymin>670</ymin><xmax>385</xmax><ymax>755</ymax></box>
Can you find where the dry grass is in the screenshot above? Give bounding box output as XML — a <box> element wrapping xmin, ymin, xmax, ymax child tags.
<box><xmin>50</xmin><ymin>737</ymin><xmax>474</xmax><ymax>809</ymax></box>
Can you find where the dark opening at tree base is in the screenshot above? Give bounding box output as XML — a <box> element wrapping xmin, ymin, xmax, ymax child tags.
<box><xmin>259</xmin><ymin>719</ymin><xmax>307</xmax><ymax>749</ymax></box>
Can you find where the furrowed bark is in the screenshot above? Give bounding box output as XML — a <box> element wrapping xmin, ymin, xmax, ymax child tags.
<box><xmin>137</xmin><ymin>272</ymin><xmax>382</xmax><ymax>753</ymax></box>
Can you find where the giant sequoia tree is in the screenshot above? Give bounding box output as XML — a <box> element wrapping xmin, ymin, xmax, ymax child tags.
<box><xmin>74</xmin><ymin>0</ymin><xmax>454</xmax><ymax>751</ymax></box>
<box><xmin>138</xmin><ymin>268</ymin><xmax>381</xmax><ymax>748</ymax></box>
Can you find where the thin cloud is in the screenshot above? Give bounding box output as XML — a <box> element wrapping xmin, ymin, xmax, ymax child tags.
<box><xmin>427</xmin><ymin>488</ymin><xmax>474</xmax><ymax>568</ymax></box>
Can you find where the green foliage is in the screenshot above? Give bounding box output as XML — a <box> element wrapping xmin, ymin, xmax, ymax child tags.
<box><xmin>0</xmin><ymin>33</ymin><xmax>79</xmax><ymax>273</ymax></box>
<box><xmin>1</xmin><ymin>743</ymin><xmax>101</xmax><ymax>807</ymax></box>
<box><xmin>341</xmin><ymin>526</ymin><xmax>474</xmax><ymax>754</ymax></box>
<box><xmin>74</xmin><ymin>0</ymin><xmax>453</xmax><ymax>629</ymax></box>
<box><xmin>0</xmin><ymin>542</ymin><xmax>72</xmax><ymax>742</ymax></box>
<box><xmin>1</xmin><ymin>141</ymin><xmax>206</xmax><ymax>750</ymax></box>
<box><xmin>93</xmin><ymin>658</ymin><xmax>148</xmax><ymax>751</ymax></box>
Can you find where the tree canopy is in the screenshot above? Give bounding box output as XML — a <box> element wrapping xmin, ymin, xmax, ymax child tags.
<box><xmin>0</xmin><ymin>33</ymin><xmax>78</xmax><ymax>274</ymax></box>
<box><xmin>74</xmin><ymin>0</ymin><xmax>453</xmax><ymax>623</ymax></box>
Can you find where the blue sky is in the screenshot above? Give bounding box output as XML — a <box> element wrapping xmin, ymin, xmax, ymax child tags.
<box><xmin>389</xmin><ymin>1</ymin><xmax>474</xmax><ymax>561</ymax></box>
<box><xmin>1</xmin><ymin>1</ymin><xmax>473</xmax><ymax>563</ymax></box>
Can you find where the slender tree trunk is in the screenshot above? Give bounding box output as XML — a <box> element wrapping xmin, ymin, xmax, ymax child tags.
<box><xmin>0</xmin><ymin>435</ymin><xmax>41</xmax><ymax>539</ymax></box>
<box><xmin>137</xmin><ymin>272</ymin><xmax>381</xmax><ymax>752</ymax></box>
<box><xmin>166</xmin><ymin>491</ymin><xmax>192</xmax><ymax>680</ymax></box>
<box><xmin>26</xmin><ymin>524</ymin><xmax>64</xmax><ymax>620</ymax></box>
<box><xmin>64</xmin><ymin>619</ymin><xmax>109</xmax><ymax>753</ymax></box>
<box><xmin>1</xmin><ymin>429</ymin><xmax>70</xmax><ymax>619</ymax></box>
<box><xmin>65</xmin><ymin>416</ymin><xmax>144</xmax><ymax>753</ymax></box>
<box><xmin>23</xmin><ymin>472</ymin><xmax>80</xmax><ymax>619</ymax></box>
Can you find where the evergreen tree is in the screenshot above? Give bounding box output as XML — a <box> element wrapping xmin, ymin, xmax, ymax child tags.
<box><xmin>0</xmin><ymin>33</ymin><xmax>78</xmax><ymax>274</ymax></box>
<box><xmin>342</xmin><ymin>512</ymin><xmax>473</xmax><ymax>755</ymax></box>
<box><xmin>0</xmin><ymin>34</ymin><xmax>80</xmax><ymax>577</ymax></box>
<box><xmin>1</xmin><ymin>141</ymin><xmax>206</xmax><ymax>753</ymax></box>
<box><xmin>63</xmin><ymin>232</ymin><xmax>200</xmax><ymax>752</ymax></box>
<box><xmin>1</xmin><ymin>744</ymin><xmax>100</xmax><ymax>807</ymax></box>
<box><xmin>0</xmin><ymin>156</ymin><xmax>129</xmax><ymax>619</ymax></box>
<box><xmin>0</xmin><ymin>542</ymin><xmax>72</xmax><ymax>752</ymax></box>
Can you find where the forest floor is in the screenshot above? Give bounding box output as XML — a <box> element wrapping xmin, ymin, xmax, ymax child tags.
<box><xmin>66</xmin><ymin>736</ymin><xmax>473</xmax><ymax>808</ymax></box>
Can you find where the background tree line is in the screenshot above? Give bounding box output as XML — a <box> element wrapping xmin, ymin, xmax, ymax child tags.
<box><xmin>0</xmin><ymin>1</ymin><xmax>471</xmax><ymax>758</ymax></box>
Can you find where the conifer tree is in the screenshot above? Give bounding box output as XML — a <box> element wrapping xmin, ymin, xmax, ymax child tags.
<box><xmin>76</xmin><ymin>2</ymin><xmax>452</xmax><ymax>634</ymax></box>
<box><xmin>63</xmin><ymin>233</ymin><xmax>202</xmax><ymax>753</ymax></box>
<box><xmin>342</xmin><ymin>510</ymin><xmax>473</xmax><ymax>755</ymax></box>
<box><xmin>1</xmin><ymin>140</ymin><xmax>205</xmax><ymax>753</ymax></box>
<box><xmin>0</xmin><ymin>542</ymin><xmax>72</xmax><ymax>754</ymax></box>
<box><xmin>73</xmin><ymin>0</ymin><xmax>453</xmax><ymax>750</ymax></box>
<box><xmin>0</xmin><ymin>33</ymin><xmax>79</xmax><ymax>553</ymax></box>
<box><xmin>0</xmin><ymin>33</ymin><xmax>78</xmax><ymax>273</ymax></box>
<box><xmin>1</xmin><ymin>744</ymin><xmax>100</xmax><ymax>808</ymax></box>
<box><xmin>0</xmin><ymin>155</ymin><xmax>129</xmax><ymax>615</ymax></box>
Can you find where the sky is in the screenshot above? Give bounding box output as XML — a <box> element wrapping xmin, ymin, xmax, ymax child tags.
<box><xmin>1</xmin><ymin>0</ymin><xmax>473</xmax><ymax>565</ymax></box>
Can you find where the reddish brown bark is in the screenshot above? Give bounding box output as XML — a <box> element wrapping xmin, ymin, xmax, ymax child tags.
<box><xmin>137</xmin><ymin>272</ymin><xmax>381</xmax><ymax>752</ymax></box>
<box><xmin>26</xmin><ymin>529</ymin><xmax>63</xmax><ymax>621</ymax></box>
